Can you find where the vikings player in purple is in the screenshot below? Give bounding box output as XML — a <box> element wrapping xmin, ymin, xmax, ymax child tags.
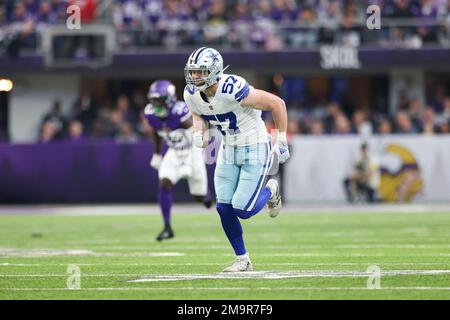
<box><xmin>145</xmin><ymin>80</ymin><xmax>213</xmax><ymax>241</ymax></box>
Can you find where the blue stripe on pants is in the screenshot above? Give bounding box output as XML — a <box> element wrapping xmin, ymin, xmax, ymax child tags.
<box><xmin>243</xmin><ymin>141</ymin><xmax>272</xmax><ymax>211</ymax></box>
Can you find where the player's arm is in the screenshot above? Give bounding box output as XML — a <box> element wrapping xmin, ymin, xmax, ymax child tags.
<box><xmin>191</xmin><ymin>110</ymin><xmax>209</xmax><ymax>148</ymax></box>
<box><xmin>184</xmin><ymin>87</ymin><xmax>208</xmax><ymax>148</ymax></box>
<box><xmin>150</xmin><ymin>129</ymin><xmax>163</xmax><ymax>154</ymax></box>
<box><xmin>241</xmin><ymin>88</ymin><xmax>287</xmax><ymax>132</ymax></box>
<box><xmin>145</xmin><ymin>121</ymin><xmax>163</xmax><ymax>170</ymax></box>
<box><xmin>241</xmin><ymin>88</ymin><xmax>290</xmax><ymax>163</ymax></box>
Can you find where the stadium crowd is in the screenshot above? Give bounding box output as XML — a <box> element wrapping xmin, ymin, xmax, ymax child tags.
<box><xmin>112</xmin><ymin>0</ymin><xmax>450</xmax><ymax>48</ymax></box>
<box><xmin>37</xmin><ymin>85</ymin><xmax>450</xmax><ymax>144</ymax></box>
<box><xmin>1</xmin><ymin>0</ymin><xmax>450</xmax><ymax>51</ymax></box>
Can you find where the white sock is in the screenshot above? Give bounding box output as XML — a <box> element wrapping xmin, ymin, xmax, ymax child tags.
<box><xmin>237</xmin><ymin>253</ymin><xmax>249</xmax><ymax>261</ymax></box>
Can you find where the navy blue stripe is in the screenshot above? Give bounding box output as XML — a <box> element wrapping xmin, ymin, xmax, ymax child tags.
<box><xmin>235</xmin><ymin>83</ymin><xmax>250</xmax><ymax>102</ymax></box>
<box><xmin>184</xmin><ymin>85</ymin><xmax>195</xmax><ymax>95</ymax></box>
<box><xmin>243</xmin><ymin>142</ymin><xmax>272</xmax><ymax>211</ymax></box>
<box><xmin>194</xmin><ymin>47</ymin><xmax>207</xmax><ymax>64</ymax></box>
<box><xmin>189</xmin><ymin>48</ymin><xmax>200</xmax><ymax>63</ymax></box>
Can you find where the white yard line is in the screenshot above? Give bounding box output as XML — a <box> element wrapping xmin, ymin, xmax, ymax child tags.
<box><xmin>1</xmin><ymin>270</ymin><xmax>450</xmax><ymax>279</ymax></box>
<box><xmin>1</xmin><ymin>250</ymin><xmax>450</xmax><ymax>258</ymax></box>
<box><xmin>1</xmin><ymin>262</ymin><xmax>449</xmax><ymax>267</ymax></box>
<box><xmin>27</xmin><ymin>244</ymin><xmax>450</xmax><ymax>250</ymax></box>
<box><xmin>1</xmin><ymin>287</ymin><xmax>450</xmax><ymax>291</ymax></box>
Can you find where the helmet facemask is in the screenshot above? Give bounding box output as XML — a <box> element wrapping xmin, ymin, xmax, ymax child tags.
<box><xmin>148</xmin><ymin>96</ymin><xmax>169</xmax><ymax>118</ymax></box>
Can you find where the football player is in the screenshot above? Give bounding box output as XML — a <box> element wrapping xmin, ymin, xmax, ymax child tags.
<box><xmin>183</xmin><ymin>47</ymin><xmax>290</xmax><ymax>272</ymax></box>
<box><xmin>145</xmin><ymin>80</ymin><xmax>214</xmax><ymax>241</ymax></box>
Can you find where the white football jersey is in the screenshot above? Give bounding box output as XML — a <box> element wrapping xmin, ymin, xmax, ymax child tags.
<box><xmin>183</xmin><ymin>74</ymin><xmax>269</xmax><ymax>146</ymax></box>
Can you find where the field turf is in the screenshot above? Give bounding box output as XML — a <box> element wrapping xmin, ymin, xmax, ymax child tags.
<box><xmin>0</xmin><ymin>208</ymin><xmax>450</xmax><ymax>300</ymax></box>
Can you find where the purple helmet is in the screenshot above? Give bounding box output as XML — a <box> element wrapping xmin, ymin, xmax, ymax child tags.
<box><xmin>147</xmin><ymin>80</ymin><xmax>177</xmax><ymax>118</ymax></box>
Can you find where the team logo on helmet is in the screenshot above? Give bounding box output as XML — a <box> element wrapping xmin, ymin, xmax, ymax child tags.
<box><xmin>147</xmin><ymin>80</ymin><xmax>176</xmax><ymax>118</ymax></box>
<box><xmin>184</xmin><ymin>47</ymin><xmax>227</xmax><ymax>92</ymax></box>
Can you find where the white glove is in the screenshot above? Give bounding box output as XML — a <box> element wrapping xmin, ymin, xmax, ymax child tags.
<box><xmin>193</xmin><ymin>131</ymin><xmax>205</xmax><ymax>148</ymax></box>
<box><xmin>274</xmin><ymin>132</ymin><xmax>290</xmax><ymax>164</ymax></box>
<box><xmin>150</xmin><ymin>154</ymin><xmax>162</xmax><ymax>170</ymax></box>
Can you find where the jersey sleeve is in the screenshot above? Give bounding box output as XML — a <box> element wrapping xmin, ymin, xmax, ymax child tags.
<box><xmin>143</xmin><ymin>104</ymin><xmax>159</xmax><ymax>129</ymax></box>
<box><xmin>220</xmin><ymin>74</ymin><xmax>251</xmax><ymax>104</ymax></box>
<box><xmin>144</xmin><ymin>103</ymin><xmax>159</xmax><ymax>130</ymax></box>
<box><xmin>234</xmin><ymin>75</ymin><xmax>251</xmax><ymax>103</ymax></box>
<box><xmin>171</xmin><ymin>101</ymin><xmax>191</xmax><ymax>124</ymax></box>
<box><xmin>183</xmin><ymin>85</ymin><xmax>200</xmax><ymax>115</ymax></box>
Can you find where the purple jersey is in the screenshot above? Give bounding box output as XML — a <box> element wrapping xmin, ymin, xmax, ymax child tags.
<box><xmin>144</xmin><ymin>100</ymin><xmax>192</xmax><ymax>150</ymax></box>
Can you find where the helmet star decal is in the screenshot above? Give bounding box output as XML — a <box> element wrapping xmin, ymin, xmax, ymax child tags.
<box><xmin>209</xmin><ymin>52</ymin><xmax>220</xmax><ymax>63</ymax></box>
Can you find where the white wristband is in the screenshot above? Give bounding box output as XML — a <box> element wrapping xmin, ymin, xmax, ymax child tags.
<box><xmin>277</xmin><ymin>132</ymin><xmax>287</xmax><ymax>143</ymax></box>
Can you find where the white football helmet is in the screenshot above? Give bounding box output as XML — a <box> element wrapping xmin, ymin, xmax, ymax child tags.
<box><xmin>184</xmin><ymin>47</ymin><xmax>227</xmax><ymax>92</ymax></box>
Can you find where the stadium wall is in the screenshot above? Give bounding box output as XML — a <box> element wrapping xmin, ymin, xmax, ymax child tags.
<box><xmin>1</xmin><ymin>136</ymin><xmax>449</xmax><ymax>204</ymax></box>
<box><xmin>0</xmin><ymin>141</ymin><xmax>215</xmax><ymax>204</ymax></box>
<box><xmin>9</xmin><ymin>75</ymin><xmax>78</xmax><ymax>143</ymax></box>
<box><xmin>285</xmin><ymin>135</ymin><xmax>450</xmax><ymax>203</ymax></box>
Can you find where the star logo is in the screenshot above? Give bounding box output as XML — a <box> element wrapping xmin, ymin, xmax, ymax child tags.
<box><xmin>209</xmin><ymin>52</ymin><xmax>219</xmax><ymax>63</ymax></box>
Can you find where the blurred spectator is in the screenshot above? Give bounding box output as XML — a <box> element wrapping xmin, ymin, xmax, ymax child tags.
<box><xmin>116</xmin><ymin>94</ymin><xmax>137</xmax><ymax>126</ymax></box>
<box><xmin>421</xmin><ymin>106</ymin><xmax>439</xmax><ymax>134</ymax></box>
<box><xmin>343</xmin><ymin>143</ymin><xmax>380</xmax><ymax>203</ymax></box>
<box><xmin>429</xmin><ymin>85</ymin><xmax>447</xmax><ymax>113</ymax></box>
<box><xmin>204</xmin><ymin>0</ymin><xmax>228</xmax><ymax>45</ymax></box>
<box><xmin>417</xmin><ymin>0</ymin><xmax>438</xmax><ymax>43</ymax></box>
<box><xmin>40</xmin><ymin>100</ymin><xmax>68</xmax><ymax>140</ymax></box>
<box><xmin>116</xmin><ymin>121</ymin><xmax>139</xmax><ymax>143</ymax></box>
<box><xmin>228</xmin><ymin>1</ymin><xmax>252</xmax><ymax>48</ymax></box>
<box><xmin>377</xmin><ymin>117</ymin><xmax>393</xmax><ymax>134</ymax></box>
<box><xmin>39</xmin><ymin>121</ymin><xmax>57</xmax><ymax>143</ymax></box>
<box><xmin>439</xmin><ymin>119</ymin><xmax>450</xmax><ymax>133</ymax></box>
<box><xmin>323</xmin><ymin>102</ymin><xmax>342</xmax><ymax>133</ymax></box>
<box><xmin>104</xmin><ymin>109</ymin><xmax>123</xmax><ymax>137</ymax></box>
<box><xmin>352</xmin><ymin>109</ymin><xmax>373</xmax><ymax>135</ymax></box>
<box><xmin>72</xmin><ymin>93</ymin><xmax>99</xmax><ymax>135</ymax></box>
<box><xmin>66</xmin><ymin>120</ymin><xmax>86</xmax><ymax>143</ymax></box>
<box><xmin>90</xmin><ymin>118</ymin><xmax>111</xmax><ymax>141</ymax></box>
<box><xmin>395</xmin><ymin>110</ymin><xmax>419</xmax><ymax>133</ymax></box>
<box><xmin>318</xmin><ymin>0</ymin><xmax>341</xmax><ymax>44</ymax></box>
<box><xmin>408</xmin><ymin>97</ymin><xmax>424</xmax><ymax>129</ymax></box>
<box><xmin>310</xmin><ymin>119</ymin><xmax>325</xmax><ymax>135</ymax></box>
<box><xmin>287</xmin><ymin>119</ymin><xmax>301</xmax><ymax>134</ymax></box>
<box><xmin>334</xmin><ymin>112</ymin><xmax>352</xmax><ymax>134</ymax></box>
<box><xmin>288</xmin><ymin>6</ymin><xmax>318</xmax><ymax>49</ymax></box>
<box><xmin>338</xmin><ymin>11</ymin><xmax>360</xmax><ymax>47</ymax></box>
<box><xmin>442</xmin><ymin>96</ymin><xmax>450</xmax><ymax>121</ymax></box>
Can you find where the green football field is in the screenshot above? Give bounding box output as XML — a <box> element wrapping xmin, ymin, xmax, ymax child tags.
<box><xmin>1</xmin><ymin>208</ymin><xmax>450</xmax><ymax>300</ymax></box>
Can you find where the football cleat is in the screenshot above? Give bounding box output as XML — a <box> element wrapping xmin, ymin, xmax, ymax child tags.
<box><xmin>156</xmin><ymin>225</ymin><xmax>174</xmax><ymax>242</ymax></box>
<box><xmin>223</xmin><ymin>254</ymin><xmax>253</xmax><ymax>272</ymax></box>
<box><xmin>204</xmin><ymin>197</ymin><xmax>214</xmax><ymax>209</ymax></box>
<box><xmin>266</xmin><ymin>179</ymin><xmax>282</xmax><ymax>218</ymax></box>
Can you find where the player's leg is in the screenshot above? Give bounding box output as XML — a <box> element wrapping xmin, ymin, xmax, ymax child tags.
<box><xmin>343</xmin><ymin>177</ymin><xmax>354</xmax><ymax>202</ymax></box>
<box><xmin>231</xmin><ymin>141</ymin><xmax>280</xmax><ymax>219</ymax></box>
<box><xmin>156</xmin><ymin>149</ymin><xmax>181</xmax><ymax>241</ymax></box>
<box><xmin>157</xmin><ymin>178</ymin><xmax>175</xmax><ymax>241</ymax></box>
<box><xmin>214</xmin><ymin>145</ymin><xmax>251</xmax><ymax>271</ymax></box>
